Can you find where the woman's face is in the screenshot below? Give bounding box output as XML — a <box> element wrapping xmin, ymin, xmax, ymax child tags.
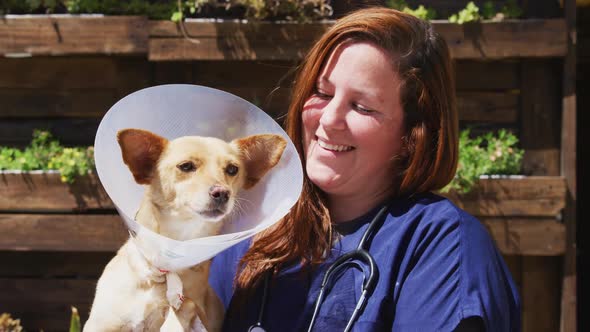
<box><xmin>302</xmin><ymin>41</ymin><xmax>405</xmax><ymax>204</ymax></box>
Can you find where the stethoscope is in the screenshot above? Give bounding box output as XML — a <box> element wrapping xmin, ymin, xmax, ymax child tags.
<box><xmin>248</xmin><ymin>203</ymin><xmax>390</xmax><ymax>332</ymax></box>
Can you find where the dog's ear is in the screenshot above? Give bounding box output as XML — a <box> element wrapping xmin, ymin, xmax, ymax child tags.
<box><xmin>117</xmin><ymin>129</ymin><xmax>168</xmax><ymax>185</ymax></box>
<box><xmin>233</xmin><ymin>134</ymin><xmax>287</xmax><ymax>189</ymax></box>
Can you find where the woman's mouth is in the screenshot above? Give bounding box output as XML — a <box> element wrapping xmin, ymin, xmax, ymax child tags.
<box><xmin>317</xmin><ymin>139</ymin><xmax>354</xmax><ymax>152</ymax></box>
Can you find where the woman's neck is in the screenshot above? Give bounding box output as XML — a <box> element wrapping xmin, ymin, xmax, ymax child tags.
<box><xmin>327</xmin><ymin>189</ymin><xmax>392</xmax><ymax>223</ymax></box>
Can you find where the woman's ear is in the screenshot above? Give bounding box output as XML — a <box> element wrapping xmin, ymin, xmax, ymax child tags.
<box><xmin>233</xmin><ymin>134</ymin><xmax>287</xmax><ymax>189</ymax></box>
<box><xmin>117</xmin><ymin>129</ymin><xmax>168</xmax><ymax>184</ymax></box>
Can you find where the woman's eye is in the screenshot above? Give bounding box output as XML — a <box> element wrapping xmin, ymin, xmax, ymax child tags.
<box><xmin>314</xmin><ymin>87</ymin><xmax>332</xmax><ymax>99</ymax></box>
<box><xmin>177</xmin><ymin>161</ymin><xmax>196</xmax><ymax>172</ymax></box>
<box><xmin>226</xmin><ymin>164</ymin><xmax>239</xmax><ymax>176</ymax></box>
<box><xmin>353</xmin><ymin>104</ymin><xmax>375</xmax><ymax>114</ymax></box>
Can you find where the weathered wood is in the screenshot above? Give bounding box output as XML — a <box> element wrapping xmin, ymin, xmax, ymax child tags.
<box><xmin>522</xmin><ymin>256</ymin><xmax>561</xmax><ymax>332</ymax></box>
<box><xmin>560</xmin><ymin>0</ymin><xmax>577</xmax><ymax>331</ymax></box>
<box><xmin>455</xmin><ymin>60</ymin><xmax>520</xmax><ymax>91</ymax></box>
<box><xmin>0</xmin><ymin>15</ymin><xmax>148</xmax><ymax>56</ymax></box>
<box><xmin>0</xmin><ymin>278</ymin><xmax>95</xmax><ymax>331</ymax></box>
<box><xmin>0</xmin><ymin>57</ymin><xmax>149</xmax><ymax>90</ymax></box>
<box><xmin>520</xmin><ymin>60</ymin><xmax>561</xmax><ymax>176</ymax></box>
<box><xmin>0</xmin><ymin>118</ymin><xmax>100</xmax><ymax>146</ymax></box>
<box><xmin>0</xmin><ymin>214</ymin><xmax>127</xmax><ymax>251</ymax></box>
<box><xmin>0</xmin><ymin>172</ymin><xmax>114</xmax><ymax>211</ymax></box>
<box><xmin>434</xmin><ymin>19</ymin><xmax>567</xmax><ymax>59</ymax></box>
<box><xmin>0</xmin><ymin>88</ymin><xmax>118</xmax><ymax>118</ymax></box>
<box><xmin>0</xmin><ymin>251</ymin><xmax>112</xmax><ymax>277</ymax></box>
<box><xmin>457</xmin><ymin>91</ymin><xmax>519</xmax><ymax>123</ymax></box>
<box><xmin>148</xmin><ymin>19</ymin><xmax>567</xmax><ymax>61</ymax></box>
<box><xmin>443</xmin><ymin>177</ymin><xmax>567</xmax><ymax>217</ymax></box>
<box><xmin>481</xmin><ymin>218</ymin><xmax>566</xmax><ymax>255</ymax></box>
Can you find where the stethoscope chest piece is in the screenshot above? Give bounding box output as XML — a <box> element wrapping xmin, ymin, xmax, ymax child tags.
<box><xmin>248</xmin><ymin>325</ymin><xmax>266</xmax><ymax>332</ymax></box>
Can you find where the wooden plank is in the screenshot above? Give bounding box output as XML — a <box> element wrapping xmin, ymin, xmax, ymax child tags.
<box><xmin>0</xmin><ymin>57</ymin><xmax>150</xmax><ymax>90</ymax></box>
<box><xmin>0</xmin><ymin>172</ymin><xmax>114</xmax><ymax>211</ymax></box>
<box><xmin>0</xmin><ymin>214</ymin><xmax>127</xmax><ymax>251</ymax></box>
<box><xmin>522</xmin><ymin>256</ymin><xmax>561</xmax><ymax>332</ymax></box>
<box><xmin>520</xmin><ymin>60</ymin><xmax>561</xmax><ymax>176</ymax></box>
<box><xmin>149</xmin><ymin>37</ymin><xmax>314</xmax><ymax>61</ymax></box>
<box><xmin>0</xmin><ymin>278</ymin><xmax>95</xmax><ymax>331</ymax></box>
<box><xmin>0</xmin><ymin>16</ymin><xmax>148</xmax><ymax>56</ymax></box>
<box><xmin>0</xmin><ymin>251</ymin><xmax>113</xmax><ymax>277</ymax></box>
<box><xmin>457</xmin><ymin>91</ymin><xmax>518</xmax><ymax>123</ymax></box>
<box><xmin>0</xmin><ymin>88</ymin><xmax>118</xmax><ymax>117</ymax></box>
<box><xmin>560</xmin><ymin>0</ymin><xmax>577</xmax><ymax>331</ymax></box>
<box><xmin>191</xmin><ymin>60</ymin><xmax>295</xmax><ymax>87</ymax></box>
<box><xmin>455</xmin><ymin>60</ymin><xmax>520</xmax><ymax>91</ymax></box>
<box><xmin>0</xmin><ymin>118</ymin><xmax>100</xmax><ymax>146</ymax></box>
<box><xmin>481</xmin><ymin>218</ymin><xmax>566</xmax><ymax>255</ymax></box>
<box><xmin>443</xmin><ymin>176</ymin><xmax>567</xmax><ymax>217</ymax></box>
<box><xmin>434</xmin><ymin>19</ymin><xmax>567</xmax><ymax>59</ymax></box>
<box><xmin>149</xmin><ymin>19</ymin><xmax>567</xmax><ymax>61</ymax></box>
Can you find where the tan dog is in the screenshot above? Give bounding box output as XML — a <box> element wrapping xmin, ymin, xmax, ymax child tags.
<box><xmin>84</xmin><ymin>129</ymin><xmax>286</xmax><ymax>332</ymax></box>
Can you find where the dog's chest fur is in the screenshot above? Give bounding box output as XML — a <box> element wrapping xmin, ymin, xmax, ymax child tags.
<box><xmin>158</xmin><ymin>213</ymin><xmax>225</xmax><ymax>241</ymax></box>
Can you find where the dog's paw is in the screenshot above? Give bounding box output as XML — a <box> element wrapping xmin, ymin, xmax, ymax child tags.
<box><xmin>148</xmin><ymin>266</ymin><xmax>168</xmax><ymax>283</ymax></box>
<box><xmin>168</xmin><ymin>292</ymin><xmax>185</xmax><ymax>310</ymax></box>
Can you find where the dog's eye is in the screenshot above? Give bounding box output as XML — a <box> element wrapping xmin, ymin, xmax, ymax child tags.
<box><xmin>226</xmin><ymin>164</ymin><xmax>239</xmax><ymax>176</ymax></box>
<box><xmin>177</xmin><ymin>161</ymin><xmax>196</xmax><ymax>172</ymax></box>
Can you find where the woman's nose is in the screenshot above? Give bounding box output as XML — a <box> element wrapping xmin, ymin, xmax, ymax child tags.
<box><xmin>319</xmin><ymin>97</ymin><xmax>347</xmax><ymax>130</ymax></box>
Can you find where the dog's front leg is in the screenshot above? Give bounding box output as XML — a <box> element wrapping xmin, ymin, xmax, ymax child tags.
<box><xmin>126</xmin><ymin>241</ymin><xmax>167</xmax><ymax>284</ymax></box>
<box><xmin>166</xmin><ymin>272</ymin><xmax>185</xmax><ymax>310</ymax></box>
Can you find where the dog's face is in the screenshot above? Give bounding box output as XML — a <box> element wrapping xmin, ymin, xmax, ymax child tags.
<box><xmin>117</xmin><ymin>129</ymin><xmax>286</xmax><ymax>223</ymax></box>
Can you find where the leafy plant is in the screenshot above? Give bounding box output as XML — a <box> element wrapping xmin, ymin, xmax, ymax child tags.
<box><xmin>448</xmin><ymin>1</ymin><xmax>480</xmax><ymax>24</ymax></box>
<box><xmin>0</xmin><ymin>130</ymin><xmax>94</xmax><ymax>184</ymax></box>
<box><xmin>385</xmin><ymin>0</ymin><xmax>436</xmax><ymax>20</ymax></box>
<box><xmin>442</xmin><ymin>129</ymin><xmax>524</xmax><ymax>194</ymax></box>
<box><xmin>449</xmin><ymin>0</ymin><xmax>522</xmax><ymax>24</ymax></box>
<box><xmin>172</xmin><ymin>0</ymin><xmax>332</xmax><ymax>22</ymax></box>
<box><xmin>0</xmin><ymin>313</ymin><xmax>23</xmax><ymax>332</ymax></box>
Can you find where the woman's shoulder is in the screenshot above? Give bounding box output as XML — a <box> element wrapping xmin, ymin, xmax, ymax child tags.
<box><xmin>385</xmin><ymin>192</ymin><xmax>499</xmax><ymax>262</ymax></box>
<box><xmin>393</xmin><ymin>192</ymin><xmax>483</xmax><ymax>233</ymax></box>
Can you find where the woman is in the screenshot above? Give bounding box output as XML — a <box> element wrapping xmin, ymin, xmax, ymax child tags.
<box><xmin>209</xmin><ymin>7</ymin><xmax>520</xmax><ymax>331</ymax></box>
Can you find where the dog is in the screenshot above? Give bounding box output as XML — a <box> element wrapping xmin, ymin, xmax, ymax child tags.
<box><xmin>84</xmin><ymin>128</ymin><xmax>287</xmax><ymax>331</ymax></box>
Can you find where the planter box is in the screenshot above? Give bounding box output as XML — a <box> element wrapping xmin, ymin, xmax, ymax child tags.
<box><xmin>0</xmin><ymin>172</ymin><xmax>566</xmax><ymax>255</ymax></box>
<box><xmin>148</xmin><ymin>18</ymin><xmax>567</xmax><ymax>61</ymax></box>
<box><xmin>0</xmin><ymin>15</ymin><xmax>567</xmax><ymax>60</ymax></box>
<box><xmin>0</xmin><ymin>15</ymin><xmax>148</xmax><ymax>57</ymax></box>
<box><xmin>443</xmin><ymin>176</ymin><xmax>567</xmax><ymax>256</ymax></box>
<box><xmin>0</xmin><ymin>171</ymin><xmax>126</xmax><ymax>252</ymax></box>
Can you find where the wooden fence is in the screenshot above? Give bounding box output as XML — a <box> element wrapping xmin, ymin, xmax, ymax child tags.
<box><xmin>0</xmin><ymin>1</ymin><xmax>576</xmax><ymax>331</ymax></box>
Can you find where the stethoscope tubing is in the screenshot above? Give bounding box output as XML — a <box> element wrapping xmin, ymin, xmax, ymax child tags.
<box><xmin>249</xmin><ymin>203</ymin><xmax>391</xmax><ymax>332</ymax></box>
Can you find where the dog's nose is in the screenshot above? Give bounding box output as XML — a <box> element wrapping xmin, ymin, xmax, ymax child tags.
<box><xmin>209</xmin><ymin>186</ymin><xmax>229</xmax><ymax>205</ymax></box>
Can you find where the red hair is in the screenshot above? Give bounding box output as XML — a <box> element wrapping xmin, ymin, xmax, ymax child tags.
<box><xmin>234</xmin><ymin>7</ymin><xmax>458</xmax><ymax>294</ymax></box>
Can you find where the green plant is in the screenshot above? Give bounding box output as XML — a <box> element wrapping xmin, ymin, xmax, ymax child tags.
<box><xmin>385</xmin><ymin>0</ymin><xmax>436</xmax><ymax>20</ymax></box>
<box><xmin>0</xmin><ymin>130</ymin><xmax>94</xmax><ymax>183</ymax></box>
<box><xmin>0</xmin><ymin>313</ymin><xmax>23</xmax><ymax>332</ymax></box>
<box><xmin>449</xmin><ymin>0</ymin><xmax>522</xmax><ymax>24</ymax></box>
<box><xmin>448</xmin><ymin>1</ymin><xmax>480</xmax><ymax>24</ymax></box>
<box><xmin>173</xmin><ymin>0</ymin><xmax>332</xmax><ymax>22</ymax></box>
<box><xmin>69</xmin><ymin>307</ymin><xmax>81</xmax><ymax>332</ymax></box>
<box><xmin>442</xmin><ymin>129</ymin><xmax>524</xmax><ymax>194</ymax></box>
<box><xmin>402</xmin><ymin>4</ymin><xmax>436</xmax><ymax>20</ymax></box>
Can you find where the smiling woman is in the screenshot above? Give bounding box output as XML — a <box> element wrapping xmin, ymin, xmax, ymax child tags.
<box><xmin>208</xmin><ymin>7</ymin><xmax>520</xmax><ymax>332</ymax></box>
<box><xmin>302</xmin><ymin>41</ymin><xmax>405</xmax><ymax>223</ymax></box>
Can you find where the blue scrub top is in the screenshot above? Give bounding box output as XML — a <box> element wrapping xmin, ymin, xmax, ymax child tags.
<box><xmin>209</xmin><ymin>193</ymin><xmax>521</xmax><ymax>331</ymax></box>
